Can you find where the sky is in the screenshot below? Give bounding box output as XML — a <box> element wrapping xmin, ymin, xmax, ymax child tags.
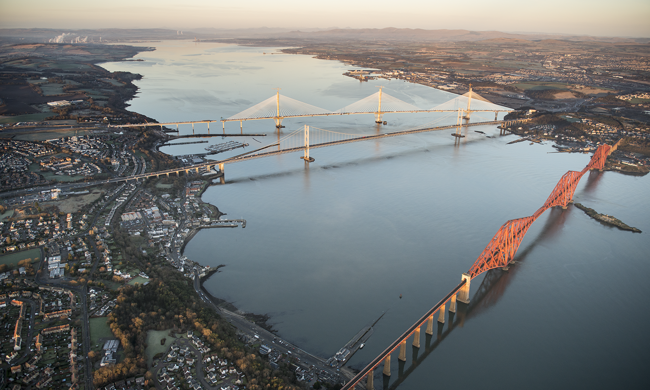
<box><xmin>1</xmin><ymin>0</ymin><xmax>649</xmax><ymax>38</ymax></box>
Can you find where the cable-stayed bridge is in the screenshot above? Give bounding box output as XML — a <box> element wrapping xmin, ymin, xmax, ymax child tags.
<box><xmin>221</xmin><ymin>86</ymin><xmax>511</xmax><ymax>130</ymax></box>
<box><xmin>111</xmin><ymin>86</ymin><xmax>513</xmax><ymax>132</ymax></box>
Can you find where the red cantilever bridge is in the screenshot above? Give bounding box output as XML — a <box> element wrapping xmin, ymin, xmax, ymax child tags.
<box><xmin>342</xmin><ymin>140</ymin><xmax>621</xmax><ymax>390</ymax></box>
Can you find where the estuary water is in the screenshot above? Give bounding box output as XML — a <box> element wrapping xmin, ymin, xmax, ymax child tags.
<box><xmin>102</xmin><ymin>41</ymin><xmax>650</xmax><ymax>389</ymax></box>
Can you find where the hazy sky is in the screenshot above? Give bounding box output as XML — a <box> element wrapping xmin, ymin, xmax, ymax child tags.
<box><xmin>1</xmin><ymin>0</ymin><xmax>649</xmax><ymax>38</ymax></box>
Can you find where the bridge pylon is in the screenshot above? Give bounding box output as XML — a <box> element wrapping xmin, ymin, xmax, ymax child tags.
<box><xmin>375</xmin><ymin>86</ymin><xmax>384</xmax><ymax>124</ymax></box>
<box><xmin>463</xmin><ymin>84</ymin><xmax>473</xmax><ymax>120</ymax></box>
<box><xmin>273</xmin><ymin>88</ymin><xmax>285</xmax><ymax>130</ymax></box>
<box><xmin>300</xmin><ymin>125</ymin><xmax>315</xmax><ymax>163</ymax></box>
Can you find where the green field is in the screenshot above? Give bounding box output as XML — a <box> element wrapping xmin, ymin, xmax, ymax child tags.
<box><xmin>127</xmin><ymin>276</ymin><xmax>149</xmax><ymax>286</ymax></box>
<box><xmin>12</xmin><ymin>128</ymin><xmax>96</xmax><ymax>141</ymax></box>
<box><xmin>514</xmin><ymin>82</ymin><xmax>570</xmax><ymax>91</ymax></box>
<box><xmin>89</xmin><ymin>317</ymin><xmax>114</xmax><ymax>347</ymax></box>
<box><xmin>0</xmin><ymin>209</ymin><xmax>14</xmax><ymax>221</ymax></box>
<box><xmin>0</xmin><ymin>248</ymin><xmax>41</xmax><ymax>267</ymax></box>
<box><xmin>630</xmin><ymin>98</ymin><xmax>650</xmax><ymax>104</ymax></box>
<box><xmin>40</xmin><ymin>83</ymin><xmax>66</xmax><ymax>96</ymax></box>
<box><xmin>145</xmin><ymin>329</ymin><xmax>176</xmax><ymax>367</ymax></box>
<box><xmin>0</xmin><ymin>113</ymin><xmax>52</xmax><ymax>124</ymax></box>
<box><xmin>155</xmin><ymin>183</ymin><xmax>174</xmax><ymax>189</ymax></box>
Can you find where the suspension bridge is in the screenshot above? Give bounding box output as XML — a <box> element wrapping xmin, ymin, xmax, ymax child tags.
<box><xmin>111</xmin><ymin>86</ymin><xmax>513</xmax><ymax>132</ymax></box>
<box><xmin>110</xmin><ymin>116</ymin><xmax>530</xmax><ymax>184</ymax></box>
<box><xmin>340</xmin><ymin>140</ymin><xmax>621</xmax><ymax>390</ymax></box>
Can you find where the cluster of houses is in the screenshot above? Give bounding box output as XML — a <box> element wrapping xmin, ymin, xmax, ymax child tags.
<box><xmin>0</xmin><ymin>213</ymin><xmax>65</xmax><ymax>254</ymax></box>
<box><xmin>2</xmin><ymin>285</ymin><xmax>81</xmax><ymax>389</ymax></box>
<box><xmin>45</xmin><ymin>135</ymin><xmax>110</xmax><ymax>161</ymax></box>
<box><xmin>157</xmin><ymin>332</ymin><xmax>246</xmax><ymax>390</ymax></box>
<box><xmin>39</xmin><ymin>155</ymin><xmax>102</xmax><ymax>177</ymax></box>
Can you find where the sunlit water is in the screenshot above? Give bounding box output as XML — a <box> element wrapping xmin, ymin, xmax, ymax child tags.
<box><xmin>102</xmin><ymin>41</ymin><xmax>650</xmax><ymax>389</ymax></box>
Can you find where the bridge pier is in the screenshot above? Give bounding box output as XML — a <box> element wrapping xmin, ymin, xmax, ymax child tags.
<box><xmin>218</xmin><ymin>163</ymin><xmax>225</xmax><ymax>184</ymax></box>
<box><xmin>449</xmin><ymin>294</ymin><xmax>457</xmax><ymax>313</ymax></box>
<box><xmin>366</xmin><ymin>370</ymin><xmax>374</xmax><ymax>390</ymax></box>
<box><xmin>413</xmin><ymin>327</ymin><xmax>420</xmax><ymax>349</ymax></box>
<box><xmin>458</xmin><ymin>273</ymin><xmax>471</xmax><ymax>304</ymax></box>
<box><xmin>383</xmin><ymin>355</ymin><xmax>391</xmax><ymax>376</ymax></box>
<box><xmin>398</xmin><ymin>340</ymin><xmax>406</xmax><ymax>362</ymax></box>
<box><xmin>425</xmin><ymin>314</ymin><xmax>434</xmax><ymax>335</ymax></box>
<box><xmin>438</xmin><ymin>303</ymin><xmax>446</xmax><ymax>324</ymax></box>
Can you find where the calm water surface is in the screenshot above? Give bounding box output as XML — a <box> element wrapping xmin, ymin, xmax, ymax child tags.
<box><xmin>102</xmin><ymin>41</ymin><xmax>650</xmax><ymax>389</ymax></box>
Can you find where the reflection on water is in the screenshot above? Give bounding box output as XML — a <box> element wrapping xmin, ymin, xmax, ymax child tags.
<box><xmin>100</xmin><ymin>41</ymin><xmax>650</xmax><ymax>390</ymax></box>
<box><xmin>382</xmin><ymin>204</ymin><xmax>573</xmax><ymax>390</ymax></box>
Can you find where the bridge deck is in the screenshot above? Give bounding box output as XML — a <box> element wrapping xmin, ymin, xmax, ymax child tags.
<box><xmin>222</xmin><ymin>109</ymin><xmax>512</xmax><ymax>122</ymax></box>
<box><xmin>341</xmin><ymin>280</ymin><xmax>466</xmax><ymax>390</ymax></box>
<box><xmin>109</xmin><ymin>119</ymin><xmax>513</xmax><ymax>182</ymax></box>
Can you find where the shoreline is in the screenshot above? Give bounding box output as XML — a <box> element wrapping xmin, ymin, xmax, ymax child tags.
<box><xmin>184</xmin><ymin>181</ymin><xmax>279</xmax><ymax>333</ymax></box>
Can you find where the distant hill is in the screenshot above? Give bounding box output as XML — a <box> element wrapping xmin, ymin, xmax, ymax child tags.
<box><xmin>276</xmin><ymin>28</ymin><xmax>649</xmax><ymax>43</ymax></box>
<box><xmin>1</xmin><ymin>27</ymin><xmax>647</xmax><ymax>45</ymax></box>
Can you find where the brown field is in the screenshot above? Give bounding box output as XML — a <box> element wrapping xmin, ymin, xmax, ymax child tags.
<box><xmin>12</xmin><ymin>44</ymin><xmax>44</xmax><ymax>49</ymax></box>
<box><xmin>574</xmin><ymin>87</ymin><xmax>614</xmax><ymax>95</ymax></box>
<box><xmin>42</xmin><ymin>190</ymin><xmax>105</xmax><ymax>213</ymax></box>
<box><xmin>554</xmin><ymin>91</ymin><xmax>576</xmax><ymax>99</ymax></box>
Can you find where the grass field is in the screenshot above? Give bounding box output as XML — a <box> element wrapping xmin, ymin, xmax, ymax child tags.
<box><xmin>40</xmin><ymin>84</ymin><xmax>66</xmax><ymax>96</ymax></box>
<box><xmin>0</xmin><ymin>209</ymin><xmax>14</xmax><ymax>221</ymax></box>
<box><xmin>0</xmin><ymin>249</ymin><xmax>41</xmax><ymax>267</ymax></box>
<box><xmin>630</xmin><ymin>98</ymin><xmax>650</xmax><ymax>104</ymax></box>
<box><xmin>127</xmin><ymin>276</ymin><xmax>148</xmax><ymax>286</ymax></box>
<box><xmin>145</xmin><ymin>329</ymin><xmax>176</xmax><ymax>367</ymax></box>
<box><xmin>155</xmin><ymin>183</ymin><xmax>174</xmax><ymax>189</ymax></box>
<box><xmin>0</xmin><ymin>113</ymin><xmax>52</xmax><ymax>124</ymax></box>
<box><xmin>90</xmin><ymin>317</ymin><xmax>114</xmax><ymax>347</ymax></box>
<box><xmin>12</xmin><ymin>128</ymin><xmax>96</xmax><ymax>141</ymax></box>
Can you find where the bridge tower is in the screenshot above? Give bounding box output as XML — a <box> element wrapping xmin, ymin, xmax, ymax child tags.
<box><xmin>273</xmin><ymin>88</ymin><xmax>285</xmax><ymax>129</ymax></box>
<box><xmin>463</xmin><ymin>84</ymin><xmax>473</xmax><ymax>120</ymax></box>
<box><xmin>375</xmin><ymin>86</ymin><xmax>384</xmax><ymax>124</ymax></box>
<box><xmin>300</xmin><ymin>125</ymin><xmax>315</xmax><ymax>162</ymax></box>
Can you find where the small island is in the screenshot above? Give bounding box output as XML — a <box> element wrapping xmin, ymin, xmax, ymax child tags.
<box><xmin>574</xmin><ymin>203</ymin><xmax>642</xmax><ymax>233</ymax></box>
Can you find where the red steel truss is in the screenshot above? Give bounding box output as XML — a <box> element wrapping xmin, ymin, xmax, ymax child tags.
<box><xmin>468</xmin><ymin>143</ymin><xmax>617</xmax><ymax>279</ymax></box>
